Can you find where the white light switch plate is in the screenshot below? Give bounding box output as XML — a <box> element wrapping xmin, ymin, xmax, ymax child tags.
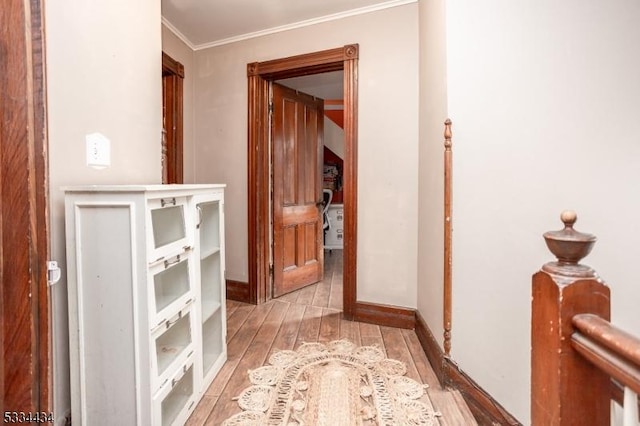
<box><xmin>86</xmin><ymin>132</ymin><xmax>111</xmax><ymax>168</ymax></box>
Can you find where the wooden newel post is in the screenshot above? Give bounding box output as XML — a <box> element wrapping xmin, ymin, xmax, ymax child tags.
<box><xmin>531</xmin><ymin>211</ymin><xmax>611</xmax><ymax>425</ymax></box>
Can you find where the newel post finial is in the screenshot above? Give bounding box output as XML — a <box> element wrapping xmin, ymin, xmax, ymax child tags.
<box><xmin>541</xmin><ymin>210</ymin><xmax>598</xmax><ymax>279</ymax></box>
<box><xmin>531</xmin><ymin>210</ymin><xmax>610</xmax><ymax>426</ymax></box>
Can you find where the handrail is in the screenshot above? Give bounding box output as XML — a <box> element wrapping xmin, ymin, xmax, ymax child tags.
<box><xmin>571</xmin><ymin>314</ymin><xmax>640</xmax><ymax>395</ymax></box>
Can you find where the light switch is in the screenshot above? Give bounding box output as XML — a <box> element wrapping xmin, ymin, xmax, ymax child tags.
<box><xmin>86</xmin><ymin>132</ymin><xmax>110</xmax><ymax>168</ymax></box>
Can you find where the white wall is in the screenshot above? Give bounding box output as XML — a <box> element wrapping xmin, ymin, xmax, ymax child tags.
<box><xmin>444</xmin><ymin>0</ymin><xmax>640</xmax><ymax>421</ymax></box>
<box><xmin>324</xmin><ymin>117</ymin><xmax>345</xmax><ymax>160</ymax></box>
<box><xmin>162</xmin><ymin>25</ymin><xmax>196</xmax><ymax>183</ymax></box>
<box><xmin>417</xmin><ymin>0</ymin><xmax>448</xmax><ymax>348</ymax></box>
<box><xmin>45</xmin><ymin>1</ymin><xmax>162</xmax><ymax>423</ymax></box>
<box><xmin>193</xmin><ymin>4</ymin><xmax>420</xmax><ymax>307</ymax></box>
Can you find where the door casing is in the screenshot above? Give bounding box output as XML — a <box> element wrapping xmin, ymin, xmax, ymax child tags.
<box><xmin>0</xmin><ymin>0</ymin><xmax>50</xmax><ymax>412</ymax></box>
<box><xmin>247</xmin><ymin>44</ymin><xmax>358</xmax><ymax>319</ymax></box>
<box><xmin>162</xmin><ymin>52</ymin><xmax>184</xmax><ymax>184</ymax></box>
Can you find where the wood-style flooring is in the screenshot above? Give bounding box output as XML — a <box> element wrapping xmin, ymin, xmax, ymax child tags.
<box><xmin>187</xmin><ymin>250</ymin><xmax>476</xmax><ymax>425</ymax></box>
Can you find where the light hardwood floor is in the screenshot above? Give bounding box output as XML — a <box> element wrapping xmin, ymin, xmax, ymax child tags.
<box><xmin>187</xmin><ymin>250</ymin><xmax>476</xmax><ymax>425</ymax></box>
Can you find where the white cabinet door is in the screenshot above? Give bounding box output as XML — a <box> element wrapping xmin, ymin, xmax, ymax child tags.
<box><xmin>192</xmin><ymin>194</ymin><xmax>227</xmax><ymax>390</ymax></box>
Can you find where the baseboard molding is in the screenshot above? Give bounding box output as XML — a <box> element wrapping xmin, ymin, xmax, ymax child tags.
<box><xmin>415</xmin><ymin>311</ymin><xmax>446</xmax><ymax>385</ymax></box>
<box><xmin>415</xmin><ymin>311</ymin><xmax>521</xmax><ymax>426</ymax></box>
<box><xmin>226</xmin><ymin>279</ymin><xmax>251</xmax><ymax>303</ymax></box>
<box><xmin>353</xmin><ymin>301</ymin><xmax>415</xmax><ymax>329</ymax></box>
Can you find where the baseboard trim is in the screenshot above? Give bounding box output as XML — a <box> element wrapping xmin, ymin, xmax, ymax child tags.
<box><xmin>353</xmin><ymin>301</ymin><xmax>415</xmax><ymax>329</ymax></box>
<box><xmin>415</xmin><ymin>311</ymin><xmax>521</xmax><ymax>426</ymax></box>
<box><xmin>226</xmin><ymin>279</ymin><xmax>251</xmax><ymax>303</ymax></box>
<box><xmin>415</xmin><ymin>311</ymin><xmax>446</xmax><ymax>385</ymax></box>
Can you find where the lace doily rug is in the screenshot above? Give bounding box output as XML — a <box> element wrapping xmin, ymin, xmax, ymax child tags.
<box><xmin>222</xmin><ymin>339</ymin><xmax>442</xmax><ymax>425</ymax></box>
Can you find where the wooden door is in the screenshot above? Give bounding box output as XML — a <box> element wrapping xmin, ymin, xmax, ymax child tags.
<box><xmin>0</xmin><ymin>0</ymin><xmax>50</xmax><ymax>414</ymax></box>
<box><xmin>271</xmin><ymin>83</ymin><xmax>324</xmax><ymax>298</ymax></box>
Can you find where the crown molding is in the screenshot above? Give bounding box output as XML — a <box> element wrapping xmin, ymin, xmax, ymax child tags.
<box><xmin>164</xmin><ymin>0</ymin><xmax>417</xmax><ymax>51</ymax></box>
<box><xmin>161</xmin><ymin>17</ymin><xmax>196</xmax><ymax>51</ymax></box>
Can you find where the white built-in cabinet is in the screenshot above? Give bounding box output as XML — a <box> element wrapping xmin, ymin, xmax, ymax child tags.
<box><xmin>64</xmin><ymin>184</ymin><xmax>226</xmax><ymax>426</ymax></box>
<box><xmin>325</xmin><ymin>204</ymin><xmax>344</xmax><ymax>250</ymax></box>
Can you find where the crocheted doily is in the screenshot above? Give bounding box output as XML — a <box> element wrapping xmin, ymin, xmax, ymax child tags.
<box><xmin>222</xmin><ymin>339</ymin><xmax>442</xmax><ymax>425</ymax></box>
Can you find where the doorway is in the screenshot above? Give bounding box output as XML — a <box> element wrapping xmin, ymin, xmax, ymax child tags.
<box><xmin>247</xmin><ymin>44</ymin><xmax>358</xmax><ymax>319</ymax></box>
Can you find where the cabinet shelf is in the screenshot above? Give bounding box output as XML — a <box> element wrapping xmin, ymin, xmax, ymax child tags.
<box><xmin>154</xmin><ymin>310</ymin><xmax>193</xmax><ymax>380</ymax></box>
<box><xmin>200</xmin><ymin>246</ymin><xmax>220</xmax><ymax>260</ymax></box>
<box><xmin>202</xmin><ymin>313</ymin><xmax>224</xmax><ymax>377</ymax></box>
<box><xmin>201</xmin><ymin>300</ymin><xmax>221</xmax><ymax>323</ymax></box>
<box><xmin>151</xmin><ymin>256</ymin><xmax>192</xmax><ymax>320</ymax></box>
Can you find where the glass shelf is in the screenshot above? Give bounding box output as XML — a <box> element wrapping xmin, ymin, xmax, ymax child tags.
<box><xmin>155</xmin><ymin>312</ymin><xmax>192</xmax><ymax>376</ymax></box>
<box><xmin>201</xmin><ymin>300</ymin><xmax>221</xmax><ymax>324</ymax></box>
<box><xmin>153</xmin><ymin>257</ymin><xmax>190</xmax><ymax>316</ymax></box>
<box><xmin>202</xmin><ymin>313</ymin><xmax>223</xmax><ymax>376</ymax></box>
<box><xmin>200</xmin><ymin>246</ymin><xmax>220</xmax><ymax>260</ymax></box>
<box><xmin>197</xmin><ymin>201</ymin><xmax>220</xmax><ymax>256</ymax></box>
<box><xmin>200</xmin><ymin>253</ymin><xmax>221</xmax><ymax>324</ymax></box>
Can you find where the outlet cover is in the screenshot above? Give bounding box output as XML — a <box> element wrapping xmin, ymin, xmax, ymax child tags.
<box><xmin>86</xmin><ymin>132</ymin><xmax>110</xmax><ymax>168</ymax></box>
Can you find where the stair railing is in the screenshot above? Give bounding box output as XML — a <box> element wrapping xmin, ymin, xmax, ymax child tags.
<box><xmin>531</xmin><ymin>211</ymin><xmax>640</xmax><ymax>425</ymax></box>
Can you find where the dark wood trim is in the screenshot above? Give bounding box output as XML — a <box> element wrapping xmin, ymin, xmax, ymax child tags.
<box><xmin>246</xmin><ymin>74</ymin><xmax>269</xmax><ymax>305</ymax></box>
<box><xmin>445</xmin><ymin>360</ymin><xmax>522</xmax><ymax>426</ymax></box>
<box><xmin>162</xmin><ymin>51</ymin><xmax>185</xmax><ymax>78</ymax></box>
<box><xmin>1</xmin><ymin>0</ymin><xmax>50</xmax><ymax>413</ymax></box>
<box><xmin>247</xmin><ymin>45</ymin><xmax>359</xmax><ymax>316</ymax></box>
<box><xmin>443</xmin><ymin>119</ymin><xmax>452</xmax><ymax>355</ymax></box>
<box><xmin>415</xmin><ymin>312</ymin><xmax>521</xmax><ymax>425</ymax></box>
<box><xmin>342</xmin><ymin>45</ymin><xmax>358</xmax><ymax>320</ymax></box>
<box><xmin>247</xmin><ymin>47</ymin><xmax>347</xmax><ymax>79</ymax></box>
<box><xmin>162</xmin><ymin>52</ymin><xmax>184</xmax><ymax>184</ymax></box>
<box><xmin>415</xmin><ymin>312</ymin><xmax>446</xmax><ymax>386</ymax></box>
<box><xmin>226</xmin><ymin>280</ymin><xmax>251</xmax><ymax>304</ymax></box>
<box><xmin>353</xmin><ymin>302</ymin><xmax>415</xmax><ymax>330</ymax></box>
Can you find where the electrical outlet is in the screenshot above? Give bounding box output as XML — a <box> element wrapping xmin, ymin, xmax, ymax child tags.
<box><xmin>86</xmin><ymin>132</ymin><xmax>110</xmax><ymax>168</ymax></box>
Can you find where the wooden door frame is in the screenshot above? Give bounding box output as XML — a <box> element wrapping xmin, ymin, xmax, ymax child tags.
<box><xmin>247</xmin><ymin>44</ymin><xmax>358</xmax><ymax>319</ymax></box>
<box><xmin>162</xmin><ymin>52</ymin><xmax>184</xmax><ymax>184</ymax></box>
<box><xmin>0</xmin><ymin>0</ymin><xmax>50</xmax><ymax>412</ymax></box>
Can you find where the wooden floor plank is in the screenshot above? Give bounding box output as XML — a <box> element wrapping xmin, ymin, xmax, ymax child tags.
<box><xmin>293</xmin><ymin>282</ymin><xmax>318</xmax><ymax>306</ymax></box>
<box><xmin>318</xmin><ymin>308</ymin><xmax>342</xmax><ymax>342</ymax></box>
<box><xmin>276</xmin><ymin>288</ymin><xmax>299</xmax><ymax>303</ymax></box>
<box><xmin>328</xmin><ymin>278</ymin><xmax>343</xmax><ymax>310</ymax></box>
<box><xmin>380</xmin><ymin>326</ymin><xmax>421</xmax><ymax>382</ymax></box>
<box><xmin>185</xmin><ymin>395</ymin><xmax>217</xmax><ymax>426</ymax></box>
<box><xmin>311</xmin><ymin>280</ymin><xmax>331</xmax><ymax>308</ymax></box>
<box><xmin>359</xmin><ymin>321</ymin><xmax>385</xmax><ymax>350</ymax></box>
<box><xmin>294</xmin><ymin>304</ymin><xmax>323</xmax><ymax>348</ymax></box>
<box><xmin>402</xmin><ymin>328</ymin><xmax>442</xmax><ymax>388</ymax></box>
<box><xmin>225</xmin><ymin>299</ymin><xmax>240</xmax><ymax>317</ymax></box>
<box><xmin>340</xmin><ymin>317</ymin><xmax>361</xmax><ymax>346</ymax></box>
<box><xmin>269</xmin><ymin>301</ymin><xmax>306</xmax><ymax>354</ymax></box>
<box><xmin>225</xmin><ymin>302</ymin><xmax>255</xmax><ymax>342</ymax></box>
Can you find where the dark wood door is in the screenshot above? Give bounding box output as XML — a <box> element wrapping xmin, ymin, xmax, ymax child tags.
<box><xmin>272</xmin><ymin>83</ymin><xmax>324</xmax><ymax>298</ymax></box>
<box><xmin>0</xmin><ymin>0</ymin><xmax>50</xmax><ymax>414</ymax></box>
